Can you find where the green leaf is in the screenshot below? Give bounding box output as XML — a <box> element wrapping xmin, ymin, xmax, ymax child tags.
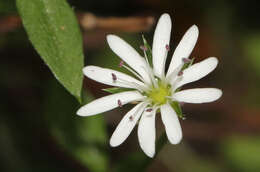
<box><xmin>243</xmin><ymin>34</ymin><xmax>260</xmax><ymax>76</ymax></box>
<box><xmin>221</xmin><ymin>136</ymin><xmax>260</xmax><ymax>172</ymax></box>
<box><xmin>16</xmin><ymin>0</ymin><xmax>84</xmax><ymax>102</ymax></box>
<box><xmin>0</xmin><ymin>0</ymin><xmax>16</xmax><ymax>15</ymax></box>
<box><xmin>44</xmin><ymin>79</ymin><xmax>108</xmax><ymax>172</ymax></box>
<box><xmin>102</xmin><ymin>87</ymin><xmax>135</xmax><ymax>94</ymax></box>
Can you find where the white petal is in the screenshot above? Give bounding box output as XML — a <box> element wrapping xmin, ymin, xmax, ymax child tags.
<box><xmin>110</xmin><ymin>102</ymin><xmax>147</xmax><ymax>147</ymax></box>
<box><xmin>167</xmin><ymin>25</ymin><xmax>199</xmax><ymax>77</ymax></box>
<box><xmin>107</xmin><ymin>35</ymin><xmax>151</xmax><ymax>84</ymax></box>
<box><xmin>152</xmin><ymin>13</ymin><xmax>172</xmax><ymax>78</ymax></box>
<box><xmin>174</xmin><ymin>57</ymin><xmax>218</xmax><ymax>89</ymax></box>
<box><xmin>161</xmin><ymin>104</ymin><xmax>182</xmax><ymax>144</ymax></box>
<box><xmin>166</xmin><ymin>64</ymin><xmax>183</xmax><ymax>85</ymax></box>
<box><xmin>77</xmin><ymin>91</ymin><xmax>144</xmax><ymax>116</ymax></box>
<box><xmin>173</xmin><ymin>88</ymin><xmax>222</xmax><ymax>103</ymax></box>
<box><xmin>83</xmin><ymin>66</ymin><xmax>145</xmax><ymax>89</ymax></box>
<box><xmin>138</xmin><ymin>109</ymin><xmax>156</xmax><ymax>158</ymax></box>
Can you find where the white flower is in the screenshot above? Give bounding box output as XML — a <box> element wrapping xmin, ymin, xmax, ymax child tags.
<box><xmin>77</xmin><ymin>13</ymin><xmax>222</xmax><ymax>158</ymax></box>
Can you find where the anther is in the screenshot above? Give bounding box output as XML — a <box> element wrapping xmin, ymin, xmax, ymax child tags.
<box><xmin>146</xmin><ymin>108</ymin><xmax>153</xmax><ymax>112</ymax></box>
<box><xmin>129</xmin><ymin>115</ymin><xmax>133</xmax><ymax>121</ymax></box>
<box><xmin>165</xmin><ymin>44</ymin><xmax>170</xmax><ymax>51</ymax></box>
<box><xmin>178</xmin><ymin>71</ymin><xmax>183</xmax><ymax>76</ymax></box>
<box><xmin>140</xmin><ymin>45</ymin><xmax>147</xmax><ymax>51</ymax></box>
<box><xmin>112</xmin><ymin>73</ymin><xmax>117</xmax><ymax>82</ymax></box>
<box><xmin>119</xmin><ymin>60</ymin><xmax>124</xmax><ymax>67</ymax></box>
<box><xmin>118</xmin><ymin>99</ymin><xmax>122</xmax><ymax>107</ymax></box>
<box><xmin>182</xmin><ymin>58</ymin><xmax>191</xmax><ymax>63</ymax></box>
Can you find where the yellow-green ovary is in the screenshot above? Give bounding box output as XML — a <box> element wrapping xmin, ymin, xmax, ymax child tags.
<box><xmin>147</xmin><ymin>84</ymin><xmax>171</xmax><ymax>105</ymax></box>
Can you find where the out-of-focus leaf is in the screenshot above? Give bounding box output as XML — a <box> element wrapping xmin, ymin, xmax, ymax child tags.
<box><xmin>16</xmin><ymin>0</ymin><xmax>84</xmax><ymax>102</ymax></box>
<box><xmin>158</xmin><ymin>143</ymin><xmax>225</xmax><ymax>172</ymax></box>
<box><xmin>242</xmin><ymin>34</ymin><xmax>260</xmax><ymax>106</ymax></box>
<box><xmin>102</xmin><ymin>87</ymin><xmax>135</xmax><ymax>94</ymax></box>
<box><xmin>0</xmin><ymin>0</ymin><xmax>16</xmax><ymax>14</ymax></box>
<box><xmin>113</xmin><ymin>133</ymin><xmax>167</xmax><ymax>172</ymax></box>
<box><xmin>0</xmin><ymin>120</ymin><xmax>27</xmax><ymax>171</ymax></box>
<box><xmin>243</xmin><ymin>34</ymin><xmax>260</xmax><ymax>76</ymax></box>
<box><xmin>44</xmin><ymin>79</ymin><xmax>108</xmax><ymax>172</ymax></box>
<box><xmin>75</xmin><ymin>146</ymin><xmax>108</xmax><ymax>172</ymax></box>
<box><xmin>79</xmin><ymin>91</ymin><xmax>107</xmax><ymax>145</ymax></box>
<box><xmin>221</xmin><ymin>136</ymin><xmax>260</xmax><ymax>172</ymax></box>
<box><xmin>113</xmin><ymin>152</ymin><xmax>149</xmax><ymax>172</ymax></box>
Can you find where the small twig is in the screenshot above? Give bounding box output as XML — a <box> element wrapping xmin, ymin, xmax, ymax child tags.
<box><xmin>0</xmin><ymin>13</ymin><xmax>154</xmax><ymax>34</ymax></box>
<box><xmin>78</xmin><ymin>13</ymin><xmax>154</xmax><ymax>32</ymax></box>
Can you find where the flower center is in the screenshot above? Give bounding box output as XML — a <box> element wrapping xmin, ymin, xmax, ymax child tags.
<box><xmin>147</xmin><ymin>82</ymin><xmax>171</xmax><ymax>105</ymax></box>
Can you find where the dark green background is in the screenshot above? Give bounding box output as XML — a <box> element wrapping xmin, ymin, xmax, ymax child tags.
<box><xmin>1</xmin><ymin>0</ymin><xmax>260</xmax><ymax>171</ymax></box>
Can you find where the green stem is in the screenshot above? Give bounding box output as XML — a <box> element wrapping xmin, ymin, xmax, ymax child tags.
<box><xmin>156</xmin><ymin>132</ymin><xmax>168</xmax><ymax>154</ymax></box>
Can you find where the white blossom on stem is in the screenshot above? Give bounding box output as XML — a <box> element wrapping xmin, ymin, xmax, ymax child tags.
<box><xmin>77</xmin><ymin>13</ymin><xmax>222</xmax><ymax>158</ymax></box>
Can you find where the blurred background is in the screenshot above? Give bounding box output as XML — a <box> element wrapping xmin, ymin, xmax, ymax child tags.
<box><xmin>1</xmin><ymin>0</ymin><xmax>260</xmax><ymax>171</ymax></box>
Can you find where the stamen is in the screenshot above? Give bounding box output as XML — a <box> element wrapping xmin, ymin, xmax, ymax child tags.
<box><xmin>129</xmin><ymin>115</ymin><xmax>134</xmax><ymax>121</ymax></box>
<box><xmin>146</xmin><ymin>108</ymin><xmax>153</xmax><ymax>112</ymax></box>
<box><xmin>145</xmin><ymin>105</ymin><xmax>159</xmax><ymax>117</ymax></box>
<box><xmin>116</xmin><ymin>77</ymin><xmax>147</xmax><ymax>92</ymax></box>
<box><xmin>118</xmin><ymin>99</ymin><xmax>122</xmax><ymax>107</ymax></box>
<box><xmin>129</xmin><ymin>102</ymin><xmax>149</xmax><ymax>121</ymax></box>
<box><xmin>140</xmin><ymin>44</ymin><xmax>157</xmax><ymax>87</ymax></box>
<box><xmin>141</xmin><ymin>65</ymin><xmax>157</xmax><ymax>88</ymax></box>
<box><xmin>166</xmin><ymin>44</ymin><xmax>170</xmax><ymax>51</ymax></box>
<box><xmin>140</xmin><ymin>45</ymin><xmax>148</xmax><ymax>51</ymax></box>
<box><xmin>119</xmin><ymin>60</ymin><xmax>124</xmax><ymax>67</ymax></box>
<box><xmin>166</xmin><ymin>64</ymin><xmax>184</xmax><ymax>84</ymax></box>
<box><xmin>122</xmin><ymin>65</ymin><xmax>145</xmax><ymax>83</ymax></box>
<box><xmin>112</xmin><ymin>73</ymin><xmax>117</xmax><ymax>82</ymax></box>
<box><xmin>171</xmin><ymin>77</ymin><xmax>183</xmax><ymax>92</ymax></box>
<box><xmin>178</xmin><ymin>71</ymin><xmax>183</xmax><ymax>76</ymax></box>
<box><xmin>182</xmin><ymin>58</ymin><xmax>191</xmax><ymax>63</ymax></box>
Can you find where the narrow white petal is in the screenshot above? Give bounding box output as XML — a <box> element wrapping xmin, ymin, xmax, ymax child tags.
<box><xmin>138</xmin><ymin>109</ymin><xmax>156</xmax><ymax>158</ymax></box>
<box><xmin>174</xmin><ymin>57</ymin><xmax>218</xmax><ymax>89</ymax></box>
<box><xmin>167</xmin><ymin>25</ymin><xmax>199</xmax><ymax>77</ymax></box>
<box><xmin>161</xmin><ymin>104</ymin><xmax>182</xmax><ymax>144</ymax></box>
<box><xmin>173</xmin><ymin>88</ymin><xmax>222</xmax><ymax>103</ymax></box>
<box><xmin>110</xmin><ymin>102</ymin><xmax>147</xmax><ymax>147</ymax></box>
<box><xmin>152</xmin><ymin>13</ymin><xmax>172</xmax><ymax>77</ymax></box>
<box><xmin>107</xmin><ymin>35</ymin><xmax>151</xmax><ymax>84</ymax></box>
<box><xmin>77</xmin><ymin>91</ymin><xmax>144</xmax><ymax>116</ymax></box>
<box><xmin>83</xmin><ymin>66</ymin><xmax>145</xmax><ymax>89</ymax></box>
